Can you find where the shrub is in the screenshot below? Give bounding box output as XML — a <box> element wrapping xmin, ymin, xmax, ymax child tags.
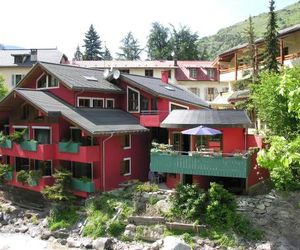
<box><xmin>107</xmin><ymin>220</ymin><xmax>126</xmax><ymax>237</ymax></box>
<box><xmin>16</xmin><ymin>170</ymin><xmax>29</xmax><ymax>184</ymax></box>
<box><xmin>0</xmin><ymin>164</ymin><xmax>13</xmax><ymax>183</ymax></box>
<box><xmin>48</xmin><ymin>207</ymin><xmax>78</xmax><ymax>231</ymax></box>
<box><xmin>82</xmin><ymin>210</ymin><xmax>108</xmax><ymax>238</ymax></box>
<box><xmin>205</xmin><ymin>183</ymin><xmax>236</xmax><ymax>228</ymax></box>
<box><xmin>136</xmin><ymin>182</ymin><xmax>159</xmax><ymax>192</ymax></box>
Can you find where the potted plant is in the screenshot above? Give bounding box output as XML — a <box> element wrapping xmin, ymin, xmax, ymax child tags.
<box><xmin>0</xmin><ymin>132</ymin><xmax>12</xmax><ymax>149</ymax></box>
<box><xmin>9</xmin><ymin>128</ymin><xmax>28</xmax><ymax>144</ymax></box>
<box><xmin>28</xmin><ymin>170</ymin><xmax>42</xmax><ymax>186</ymax></box>
<box><xmin>0</xmin><ymin>164</ymin><xmax>13</xmax><ymax>183</ymax></box>
<box><xmin>16</xmin><ymin>170</ymin><xmax>29</xmax><ymax>185</ymax></box>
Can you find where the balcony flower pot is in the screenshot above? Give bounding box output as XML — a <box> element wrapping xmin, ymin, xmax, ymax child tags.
<box><xmin>71</xmin><ymin>178</ymin><xmax>95</xmax><ymax>193</ymax></box>
<box><xmin>20</xmin><ymin>140</ymin><xmax>38</xmax><ymax>151</ymax></box>
<box><xmin>4</xmin><ymin>170</ymin><xmax>13</xmax><ymax>181</ymax></box>
<box><xmin>0</xmin><ymin>139</ymin><xmax>12</xmax><ymax>149</ymax></box>
<box><xmin>59</xmin><ymin>141</ymin><xmax>81</xmax><ymax>153</ymax></box>
<box><xmin>28</xmin><ymin>170</ymin><xmax>42</xmax><ymax>186</ymax></box>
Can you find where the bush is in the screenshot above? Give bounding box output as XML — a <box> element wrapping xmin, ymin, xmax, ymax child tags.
<box><xmin>107</xmin><ymin>220</ymin><xmax>125</xmax><ymax>237</ymax></box>
<box><xmin>0</xmin><ymin>164</ymin><xmax>13</xmax><ymax>183</ymax></box>
<box><xmin>82</xmin><ymin>210</ymin><xmax>108</xmax><ymax>238</ymax></box>
<box><xmin>16</xmin><ymin>170</ymin><xmax>29</xmax><ymax>184</ymax></box>
<box><xmin>171</xmin><ymin>184</ymin><xmax>206</xmax><ymax>221</ymax></box>
<box><xmin>136</xmin><ymin>182</ymin><xmax>159</xmax><ymax>192</ymax></box>
<box><xmin>48</xmin><ymin>207</ymin><xmax>78</xmax><ymax>231</ymax></box>
<box><xmin>205</xmin><ymin>183</ymin><xmax>236</xmax><ymax>228</ymax></box>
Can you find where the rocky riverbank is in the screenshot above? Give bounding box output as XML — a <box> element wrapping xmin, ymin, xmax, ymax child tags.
<box><xmin>0</xmin><ymin>187</ymin><xmax>299</xmax><ymax>250</ymax></box>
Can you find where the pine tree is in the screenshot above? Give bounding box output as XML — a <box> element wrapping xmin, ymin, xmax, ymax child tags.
<box><xmin>244</xmin><ymin>16</ymin><xmax>258</xmax><ymax>82</ymax></box>
<box><xmin>83</xmin><ymin>24</ymin><xmax>103</xmax><ymax>60</ymax></box>
<box><xmin>264</xmin><ymin>0</ymin><xmax>279</xmax><ymax>72</ymax></box>
<box><xmin>74</xmin><ymin>45</ymin><xmax>83</xmax><ymax>61</ymax></box>
<box><xmin>117</xmin><ymin>32</ymin><xmax>143</xmax><ymax>60</ymax></box>
<box><xmin>103</xmin><ymin>46</ymin><xmax>113</xmax><ymax>60</ymax></box>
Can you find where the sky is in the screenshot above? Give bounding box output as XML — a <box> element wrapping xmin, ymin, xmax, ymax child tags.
<box><xmin>0</xmin><ymin>0</ymin><xmax>298</xmax><ymax>60</ymax></box>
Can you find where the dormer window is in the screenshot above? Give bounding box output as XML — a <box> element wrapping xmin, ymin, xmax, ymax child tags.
<box><xmin>36</xmin><ymin>73</ymin><xmax>59</xmax><ymax>89</ymax></box>
<box><xmin>189</xmin><ymin>68</ymin><xmax>197</xmax><ymax>78</ymax></box>
<box><xmin>206</xmin><ymin>68</ymin><xmax>215</xmax><ymax>79</ymax></box>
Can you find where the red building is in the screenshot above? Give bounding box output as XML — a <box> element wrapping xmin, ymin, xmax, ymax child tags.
<box><xmin>0</xmin><ymin>62</ymin><xmax>209</xmax><ymax>197</ymax></box>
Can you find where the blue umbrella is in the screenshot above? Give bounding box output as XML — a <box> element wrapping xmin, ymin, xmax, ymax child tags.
<box><xmin>181</xmin><ymin>126</ymin><xmax>222</xmax><ymax>151</ymax></box>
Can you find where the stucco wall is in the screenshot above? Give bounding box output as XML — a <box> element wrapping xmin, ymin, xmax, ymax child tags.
<box><xmin>0</xmin><ymin>67</ymin><xmax>30</xmax><ymax>89</ymax></box>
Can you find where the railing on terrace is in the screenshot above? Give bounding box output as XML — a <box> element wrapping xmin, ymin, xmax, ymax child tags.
<box><xmin>150</xmin><ymin>150</ymin><xmax>252</xmax><ymax>178</ymax></box>
<box><xmin>140</xmin><ymin>110</ymin><xmax>169</xmax><ymax>115</ymax></box>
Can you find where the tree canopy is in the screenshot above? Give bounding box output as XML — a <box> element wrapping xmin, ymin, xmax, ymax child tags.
<box><xmin>74</xmin><ymin>45</ymin><xmax>83</xmax><ymax>61</ymax></box>
<box><xmin>147</xmin><ymin>22</ymin><xmax>172</xmax><ymax>60</ymax></box>
<box><xmin>117</xmin><ymin>32</ymin><xmax>143</xmax><ymax>60</ymax></box>
<box><xmin>103</xmin><ymin>46</ymin><xmax>113</xmax><ymax>60</ymax></box>
<box><xmin>83</xmin><ymin>24</ymin><xmax>103</xmax><ymax>60</ymax></box>
<box><xmin>0</xmin><ymin>75</ymin><xmax>8</xmax><ymax>100</ymax></box>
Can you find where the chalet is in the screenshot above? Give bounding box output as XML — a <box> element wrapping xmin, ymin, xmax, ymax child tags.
<box><xmin>72</xmin><ymin>60</ymin><xmax>229</xmax><ymax>103</ymax></box>
<box><xmin>0</xmin><ymin>48</ymin><xmax>68</xmax><ymax>89</ymax></box>
<box><xmin>0</xmin><ymin>62</ymin><xmax>209</xmax><ymax>197</ymax></box>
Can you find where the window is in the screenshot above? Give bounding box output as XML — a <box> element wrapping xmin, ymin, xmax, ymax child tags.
<box><xmin>15</xmin><ymin>157</ymin><xmax>30</xmax><ymax>172</ymax></box>
<box><xmin>283</xmin><ymin>47</ymin><xmax>289</xmax><ymax>56</ymax></box>
<box><xmin>151</xmin><ymin>98</ymin><xmax>157</xmax><ymax>111</ymax></box>
<box><xmin>106</xmin><ymin>99</ymin><xmax>115</xmax><ymax>109</ymax></box>
<box><xmin>120</xmin><ymin>158</ymin><xmax>131</xmax><ymax>176</ymax></box>
<box><xmin>120</xmin><ymin>69</ymin><xmax>130</xmax><ymax>74</ymax></box>
<box><xmin>93</xmin><ymin>99</ymin><xmax>104</xmax><ymax>108</ymax></box>
<box><xmin>140</xmin><ymin>95</ymin><xmax>149</xmax><ymax>111</ymax></box>
<box><xmin>145</xmin><ymin>69</ymin><xmax>153</xmax><ymax>77</ymax></box>
<box><xmin>168</xmin><ymin>70</ymin><xmax>172</xmax><ymax>78</ymax></box>
<box><xmin>34</xmin><ymin>160</ymin><xmax>52</xmax><ymax>176</ymax></box>
<box><xmin>127</xmin><ymin>87</ymin><xmax>140</xmax><ymax>112</ymax></box>
<box><xmin>14</xmin><ymin>55</ymin><xmax>26</xmax><ymax>64</ymax></box>
<box><xmin>72</xmin><ymin>162</ymin><xmax>92</xmax><ymax>179</ymax></box>
<box><xmin>33</xmin><ymin>127</ymin><xmax>51</xmax><ymax>144</ymax></box>
<box><xmin>170</xmin><ymin>102</ymin><xmax>188</xmax><ymax>111</ymax></box>
<box><xmin>206</xmin><ymin>87</ymin><xmax>217</xmax><ymax>101</ymax></box>
<box><xmin>188</xmin><ymin>87</ymin><xmax>200</xmax><ymax>97</ymax></box>
<box><xmin>70</xmin><ymin>127</ymin><xmax>92</xmax><ymax>145</ymax></box>
<box><xmin>189</xmin><ymin>68</ymin><xmax>197</xmax><ymax>78</ymax></box>
<box><xmin>172</xmin><ymin>133</ymin><xmax>181</xmax><ymax>151</ymax></box>
<box><xmin>122</xmin><ymin>134</ymin><xmax>131</xmax><ymax>149</ymax></box>
<box><xmin>21</xmin><ymin>104</ymin><xmax>30</xmax><ymax>120</ymax></box>
<box><xmin>222</xmin><ymin>87</ymin><xmax>229</xmax><ymax>93</ymax></box>
<box><xmin>11</xmin><ymin>74</ymin><xmax>25</xmax><ymax>87</ymax></box>
<box><xmin>36</xmin><ymin>74</ymin><xmax>59</xmax><ymax>89</ymax></box>
<box><xmin>78</xmin><ymin>98</ymin><xmax>91</xmax><ymax>108</ymax></box>
<box><xmin>206</xmin><ymin>68</ymin><xmax>215</xmax><ymax>79</ymax></box>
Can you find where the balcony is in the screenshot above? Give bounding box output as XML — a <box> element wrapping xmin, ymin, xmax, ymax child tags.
<box><xmin>71</xmin><ymin>178</ymin><xmax>95</xmax><ymax>193</ymax></box>
<box><xmin>57</xmin><ymin>143</ymin><xmax>100</xmax><ymax>163</ymax></box>
<box><xmin>150</xmin><ymin>152</ymin><xmax>251</xmax><ymax>178</ymax></box>
<box><xmin>0</xmin><ymin>143</ymin><xmax>55</xmax><ymax>160</ymax></box>
<box><xmin>0</xmin><ymin>139</ymin><xmax>12</xmax><ymax>149</ymax></box>
<box><xmin>140</xmin><ymin>111</ymin><xmax>169</xmax><ymax>127</ymax></box>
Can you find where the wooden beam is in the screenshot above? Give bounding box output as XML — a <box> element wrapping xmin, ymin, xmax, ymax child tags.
<box><xmin>280</xmin><ymin>39</ymin><xmax>284</xmax><ymax>65</ymax></box>
<box><xmin>234</xmin><ymin>53</ymin><xmax>238</xmax><ymax>81</ymax></box>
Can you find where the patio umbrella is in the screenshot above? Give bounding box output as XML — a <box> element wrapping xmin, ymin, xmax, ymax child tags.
<box><xmin>181</xmin><ymin>126</ymin><xmax>222</xmax><ymax>150</ymax></box>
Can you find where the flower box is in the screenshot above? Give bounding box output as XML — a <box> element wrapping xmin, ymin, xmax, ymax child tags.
<box><xmin>20</xmin><ymin>141</ymin><xmax>38</xmax><ymax>151</ymax></box>
<box><xmin>71</xmin><ymin>178</ymin><xmax>95</xmax><ymax>193</ymax></box>
<box><xmin>0</xmin><ymin>139</ymin><xmax>12</xmax><ymax>149</ymax></box>
<box><xmin>59</xmin><ymin>142</ymin><xmax>81</xmax><ymax>153</ymax></box>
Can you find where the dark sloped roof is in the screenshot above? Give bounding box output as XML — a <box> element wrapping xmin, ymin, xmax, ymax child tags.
<box><xmin>38</xmin><ymin>62</ymin><xmax>123</xmax><ymax>92</ymax></box>
<box><xmin>228</xmin><ymin>89</ymin><xmax>250</xmax><ymax>102</ymax></box>
<box><xmin>0</xmin><ymin>48</ymin><xmax>66</xmax><ymax>67</ymax></box>
<box><xmin>120</xmin><ymin>74</ymin><xmax>209</xmax><ymax>108</ymax></box>
<box><xmin>15</xmin><ymin>89</ymin><xmax>147</xmax><ymax>135</ymax></box>
<box><xmin>161</xmin><ymin>110</ymin><xmax>252</xmax><ymax>128</ymax></box>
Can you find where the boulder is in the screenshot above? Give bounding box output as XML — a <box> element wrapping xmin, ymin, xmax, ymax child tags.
<box><xmin>67</xmin><ymin>237</ymin><xmax>82</xmax><ymax>248</ymax></box>
<box><xmin>92</xmin><ymin>237</ymin><xmax>112</xmax><ymax>250</ymax></box>
<box><xmin>40</xmin><ymin>231</ymin><xmax>52</xmax><ymax>240</ymax></box>
<box><xmin>162</xmin><ymin>236</ymin><xmax>191</xmax><ymax>250</ymax></box>
<box><xmin>52</xmin><ymin>229</ymin><xmax>69</xmax><ymax>239</ymax></box>
<box><xmin>154</xmin><ymin>200</ymin><xmax>171</xmax><ymax>214</ymax></box>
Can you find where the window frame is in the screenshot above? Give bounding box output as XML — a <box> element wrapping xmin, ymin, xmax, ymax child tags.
<box><xmin>122</xmin><ymin>157</ymin><xmax>131</xmax><ymax>176</ymax></box>
<box><xmin>123</xmin><ymin>134</ymin><xmax>131</xmax><ymax>150</ymax></box>
<box><xmin>36</xmin><ymin>73</ymin><xmax>60</xmax><ymax>90</ymax></box>
<box><xmin>32</xmin><ymin>126</ymin><xmax>52</xmax><ymax>144</ymax></box>
<box><xmin>34</xmin><ymin>160</ymin><xmax>53</xmax><ymax>177</ymax></box>
<box><xmin>12</xmin><ymin>74</ymin><xmax>25</xmax><ymax>87</ymax></box>
<box><xmin>169</xmin><ymin>102</ymin><xmax>189</xmax><ymax>112</ymax></box>
<box><xmin>127</xmin><ymin>86</ymin><xmax>140</xmax><ymax>113</ymax></box>
<box><xmin>145</xmin><ymin>69</ymin><xmax>154</xmax><ymax>77</ymax></box>
<box><xmin>92</xmin><ymin>98</ymin><xmax>105</xmax><ymax>108</ymax></box>
<box><xmin>189</xmin><ymin>68</ymin><xmax>197</xmax><ymax>78</ymax></box>
<box><xmin>105</xmin><ymin>98</ymin><xmax>115</xmax><ymax>109</ymax></box>
<box><xmin>206</xmin><ymin>68</ymin><xmax>215</xmax><ymax>79</ymax></box>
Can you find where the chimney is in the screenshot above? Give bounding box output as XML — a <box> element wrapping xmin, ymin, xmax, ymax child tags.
<box><xmin>30</xmin><ymin>49</ymin><xmax>37</xmax><ymax>62</ymax></box>
<box><xmin>161</xmin><ymin>70</ymin><xmax>169</xmax><ymax>84</ymax></box>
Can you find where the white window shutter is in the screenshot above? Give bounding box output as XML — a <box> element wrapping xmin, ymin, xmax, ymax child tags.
<box><xmin>11</xmin><ymin>75</ymin><xmax>15</xmax><ymax>87</ymax></box>
<box><xmin>204</xmin><ymin>87</ymin><xmax>208</xmax><ymax>100</ymax></box>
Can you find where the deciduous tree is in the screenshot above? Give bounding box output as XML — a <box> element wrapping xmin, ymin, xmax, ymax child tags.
<box><xmin>0</xmin><ymin>75</ymin><xmax>8</xmax><ymax>100</ymax></box>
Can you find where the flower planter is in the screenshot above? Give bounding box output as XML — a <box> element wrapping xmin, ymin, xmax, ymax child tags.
<box><xmin>28</xmin><ymin>179</ymin><xmax>39</xmax><ymax>186</ymax></box>
<box><xmin>4</xmin><ymin>171</ymin><xmax>13</xmax><ymax>181</ymax></box>
<box><xmin>0</xmin><ymin>139</ymin><xmax>12</xmax><ymax>149</ymax></box>
<box><xmin>20</xmin><ymin>141</ymin><xmax>38</xmax><ymax>151</ymax></box>
<box><xmin>71</xmin><ymin>178</ymin><xmax>95</xmax><ymax>193</ymax></box>
<box><xmin>59</xmin><ymin>142</ymin><xmax>81</xmax><ymax>153</ymax></box>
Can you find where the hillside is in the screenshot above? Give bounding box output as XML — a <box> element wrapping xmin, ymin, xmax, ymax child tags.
<box><xmin>199</xmin><ymin>1</ymin><xmax>300</xmax><ymax>60</ymax></box>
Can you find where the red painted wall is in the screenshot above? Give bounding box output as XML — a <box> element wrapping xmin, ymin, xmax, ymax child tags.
<box><xmin>166</xmin><ymin>174</ymin><xmax>180</xmax><ymax>189</ymax></box>
<box><xmin>219</xmin><ymin>128</ymin><xmax>246</xmax><ymax>154</ymax></box>
<box><xmin>247</xmin><ymin>153</ymin><xmax>270</xmax><ymax>187</ymax></box>
<box><xmin>193</xmin><ymin>175</ymin><xmax>210</xmax><ymax>189</ymax></box>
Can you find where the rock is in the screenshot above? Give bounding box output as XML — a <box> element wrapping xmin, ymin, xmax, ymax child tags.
<box><xmin>256</xmin><ymin>203</ymin><xmax>265</xmax><ymax>210</ymax></box>
<box><xmin>41</xmin><ymin>218</ymin><xmax>48</xmax><ymax>228</ymax></box>
<box><xmin>253</xmin><ymin>209</ymin><xmax>265</xmax><ymax>214</ymax></box>
<box><xmin>264</xmin><ymin>202</ymin><xmax>271</xmax><ymax>207</ymax></box>
<box><xmin>29</xmin><ymin>227</ymin><xmax>40</xmax><ymax>238</ymax></box>
<box><xmin>52</xmin><ymin>229</ymin><xmax>69</xmax><ymax>239</ymax></box>
<box><xmin>162</xmin><ymin>236</ymin><xmax>191</xmax><ymax>250</ymax></box>
<box><xmin>24</xmin><ymin>212</ymin><xmax>33</xmax><ymax>219</ymax></box>
<box><xmin>124</xmin><ymin>229</ymin><xmax>135</xmax><ymax>240</ymax></box>
<box><xmin>151</xmin><ymin>239</ymin><xmax>164</xmax><ymax>250</ymax></box>
<box><xmin>92</xmin><ymin>237</ymin><xmax>112</xmax><ymax>250</ymax></box>
<box><xmin>19</xmin><ymin>226</ymin><xmax>29</xmax><ymax>233</ymax></box>
<box><xmin>154</xmin><ymin>199</ymin><xmax>171</xmax><ymax>213</ymax></box>
<box><xmin>67</xmin><ymin>237</ymin><xmax>82</xmax><ymax>248</ymax></box>
<box><xmin>58</xmin><ymin>238</ymin><xmax>67</xmax><ymax>245</ymax></box>
<box><xmin>40</xmin><ymin>231</ymin><xmax>52</xmax><ymax>240</ymax></box>
<box><xmin>256</xmin><ymin>242</ymin><xmax>271</xmax><ymax>250</ymax></box>
<box><xmin>125</xmin><ymin>224</ymin><xmax>136</xmax><ymax>231</ymax></box>
<box><xmin>81</xmin><ymin>238</ymin><xmax>93</xmax><ymax>249</ymax></box>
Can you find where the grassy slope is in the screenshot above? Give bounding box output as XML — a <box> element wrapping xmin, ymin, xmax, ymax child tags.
<box><xmin>199</xmin><ymin>1</ymin><xmax>300</xmax><ymax>59</ymax></box>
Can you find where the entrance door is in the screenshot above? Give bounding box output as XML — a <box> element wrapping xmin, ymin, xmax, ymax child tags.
<box><xmin>182</xmin><ymin>174</ymin><xmax>193</xmax><ymax>185</ymax></box>
<box><xmin>172</xmin><ymin>132</ymin><xmax>182</xmax><ymax>151</ymax></box>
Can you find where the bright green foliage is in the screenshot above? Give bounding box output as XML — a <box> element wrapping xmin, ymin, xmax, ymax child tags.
<box><xmin>9</xmin><ymin>128</ymin><xmax>27</xmax><ymax>143</ymax></box>
<box><xmin>42</xmin><ymin>169</ymin><xmax>74</xmax><ymax>202</ymax></box>
<box><xmin>48</xmin><ymin>206</ymin><xmax>78</xmax><ymax>231</ymax></box>
<box><xmin>117</xmin><ymin>32</ymin><xmax>143</xmax><ymax>60</ymax></box>
<box><xmin>0</xmin><ymin>164</ymin><xmax>13</xmax><ymax>183</ymax></box>
<box><xmin>205</xmin><ymin>183</ymin><xmax>236</xmax><ymax>228</ymax></box>
<box><xmin>251</xmin><ymin>70</ymin><xmax>300</xmax><ymax>138</ymax></box>
<box><xmin>83</xmin><ymin>24</ymin><xmax>103</xmax><ymax>60</ymax></box>
<box><xmin>171</xmin><ymin>184</ymin><xmax>206</xmax><ymax>221</ymax></box>
<box><xmin>257</xmin><ymin>136</ymin><xmax>300</xmax><ymax>191</ymax></box>
<box><xmin>136</xmin><ymin>182</ymin><xmax>159</xmax><ymax>192</ymax></box>
<box><xmin>147</xmin><ymin>22</ymin><xmax>172</xmax><ymax>60</ymax></box>
<box><xmin>170</xmin><ymin>25</ymin><xmax>199</xmax><ymax>60</ymax></box>
<box><xmin>107</xmin><ymin>220</ymin><xmax>126</xmax><ymax>237</ymax></box>
<box><xmin>16</xmin><ymin>170</ymin><xmax>29</xmax><ymax>184</ymax></box>
<box><xmin>83</xmin><ymin>210</ymin><xmax>108</xmax><ymax>238</ymax></box>
<box><xmin>0</xmin><ymin>75</ymin><xmax>8</xmax><ymax>100</ymax></box>
<box><xmin>263</xmin><ymin>0</ymin><xmax>279</xmax><ymax>72</ymax></box>
<box><xmin>278</xmin><ymin>67</ymin><xmax>300</xmax><ymax>119</ymax></box>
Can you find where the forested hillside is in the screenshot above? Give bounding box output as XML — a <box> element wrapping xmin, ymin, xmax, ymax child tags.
<box><xmin>199</xmin><ymin>1</ymin><xmax>300</xmax><ymax>59</ymax></box>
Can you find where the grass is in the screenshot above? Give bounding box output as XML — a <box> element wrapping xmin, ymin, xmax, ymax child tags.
<box><xmin>48</xmin><ymin>206</ymin><xmax>78</xmax><ymax>231</ymax></box>
<box><xmin>136</xmin><ymin>183</ymin><xmax>159</xmax><ymax>193</ymax></box>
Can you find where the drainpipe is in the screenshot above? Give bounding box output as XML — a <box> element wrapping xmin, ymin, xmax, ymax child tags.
<box><xmin>102</xmin><ymin>133</ymin><xmax>114</xmax><ymax>192</ymax></box>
